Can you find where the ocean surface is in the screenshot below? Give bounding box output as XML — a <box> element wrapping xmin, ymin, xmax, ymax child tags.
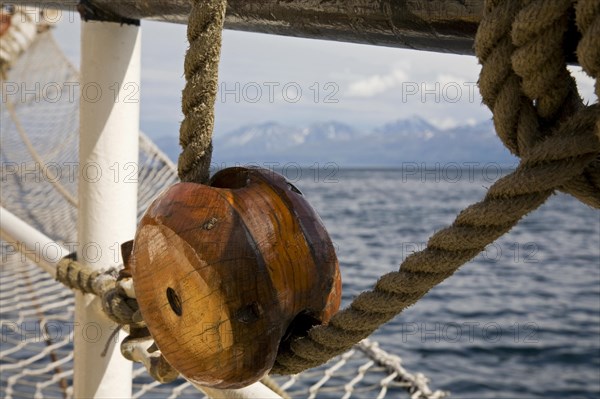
<box><xmin>288</xmin><ymin>167</ymin><xmax>600</xmax><ymax>399</ymax></box>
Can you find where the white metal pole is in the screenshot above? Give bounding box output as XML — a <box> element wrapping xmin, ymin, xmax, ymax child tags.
<box><xmin>76</xmin><ymin>19</ymin><xmax>140</xmax><ymax>398</ymax></box>
<box><xmin>0</xmin><ymin>206</ymin><xmax>67</xmax><ymax>276</ymax></box>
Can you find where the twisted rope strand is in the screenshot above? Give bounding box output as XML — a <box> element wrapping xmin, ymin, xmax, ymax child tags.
<box><xmin>476</xmin><ymin>0</ymin><xmax>534</xmax><ymax>155</ymax></box>
<box><xmin>511</xmin><ymin>0</ymin><xmax>580</xmax><ymax>122</ymax></box>
<box><xmin>56</xmin><ymin>256</ymin><xmax>140</xmax><ymax>326</ymax></box>
<box><xmin>178</xmin><ymin>0</ymin><xmax>226</xmax><ymax>184</ymax></box>
<box><xmin>476</xmin><ymin>0</ymin><xmax>600</xmax><ymax>207</ymax></box>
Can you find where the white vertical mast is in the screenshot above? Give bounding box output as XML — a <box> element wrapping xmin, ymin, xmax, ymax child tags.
<box><xmin>76</xmin><ymin>19</ymin><xmax>140</xmax><ymax>398</ymax></box>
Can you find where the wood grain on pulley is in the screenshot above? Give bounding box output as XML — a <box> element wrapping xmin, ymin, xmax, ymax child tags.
<box><xmin>128</xmin><ymin>167</ymin><xmax>341</xmax><ymax>388</ymax></box>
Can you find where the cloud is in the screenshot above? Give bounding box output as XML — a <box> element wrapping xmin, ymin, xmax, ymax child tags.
<box><xmin>429</xmin><ymin>117</ymin><xmax>459</xmax><ymax>130</ymax></box>
<box><xmin>437</xmin><ymin>73</ymin><xmax>468</xmax><ymax>86</ymax></box>
<box><xmin>347</xmin><ymin>68</ymin><xmax>407</xmax><ymax>97</ymax></box>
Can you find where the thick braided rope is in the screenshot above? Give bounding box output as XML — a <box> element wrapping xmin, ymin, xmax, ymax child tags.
<box><xmin>477</xmin><ymin>0</ymin><xmax>600</xmax><ymax>207</ymax></box>
<box><xmin>271</xmin><ymin>1</ymin><xmax>600</xmax><ymax>375</ymax></box>
<box><xmin>510</xmin><ymin>0</ymin><xmax>600</xmax><ymax>207</ymax></box>
<box><xmin>178</xmin><ymin>0</ymin><xmax>226</xmax><ymax>184</ymax></box>
<box><xmin>476</xmin><ymin>0</ymin><xmax>535</xmax><ymax>155</ymax></box>
<box><xmin>511</xmin><ymin>0</ymin><xmax>581</xmax><ymax>123</ymax></box>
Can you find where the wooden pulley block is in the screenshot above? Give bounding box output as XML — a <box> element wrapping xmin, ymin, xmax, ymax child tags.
<box><xmin>127</xmin><ymin>166</ymin><xmax>341</xmax><ymax>388</ymax></box>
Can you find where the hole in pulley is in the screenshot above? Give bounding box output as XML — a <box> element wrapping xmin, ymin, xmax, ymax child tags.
<box><xmin>166</xmin><ymin>287</ymin><xmax>182</xmax><ymax>316</ymax></box>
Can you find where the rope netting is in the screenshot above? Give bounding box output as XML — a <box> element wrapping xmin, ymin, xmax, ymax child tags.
<box><xmin>0</xmin><ymin>25</ymin><xmax>445</xmax><ymax>399</ymax></box>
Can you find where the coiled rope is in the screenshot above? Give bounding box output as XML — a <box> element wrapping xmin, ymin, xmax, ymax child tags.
<box><xmin>54</xmin><ymin>0</ymin><xmax>599</xmax><ymax>383</ymax></box>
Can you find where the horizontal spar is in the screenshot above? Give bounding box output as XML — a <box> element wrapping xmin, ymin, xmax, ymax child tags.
<box><xmin>9</xmin><ymin>0</ymin><xmax>481</xmax><ymax>55</ymax></box>
<box><xmin>7</xmin><ymin>1</ymin><xmax>581</xmax><ymax>61</ymax></box>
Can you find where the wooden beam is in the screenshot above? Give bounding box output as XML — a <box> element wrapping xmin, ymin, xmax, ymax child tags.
<box><xmin>8</xmin><ymin>0</ymin><xmax>482</xmax><ymax>55</ymax></box>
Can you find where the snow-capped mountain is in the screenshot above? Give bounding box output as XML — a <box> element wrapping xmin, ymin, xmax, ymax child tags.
<box><xmin>216</xmin><ymin>121</ymin><xmax>362</xmax><ymax>150</ymax></box>
<box><xmin>218</xmin><ymin>122</ymin><xmax>306</xmax><ymax>152</ymax></box>
<box><xmin>155</xmin><ymin>116</ymin><xmax>517</xmax><ymax>166</ymax></box>
<box><xmin>375</xmin><ymin>116</ymin><xmax>440</xmax><ymax>140</ymax></box>
<box><xmin>301</xmin><ymin>122</ymin><xmax>364</xmax><ymax>143</ymax></box>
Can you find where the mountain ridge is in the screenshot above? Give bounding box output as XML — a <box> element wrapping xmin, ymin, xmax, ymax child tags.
<box><xmin>154</xmin><ymin>116</ymin><xmax>517</xmax><ymax>167</ymax></box>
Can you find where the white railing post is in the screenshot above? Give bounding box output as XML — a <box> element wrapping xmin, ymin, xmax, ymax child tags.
<box><xmin>76</xmin><ymin>19</ymin><xmax>140</xmax><ymax>398</ymax></box>
<box><xmin>0</xmin><ymin>207</ymin><xmax>68</xmax><ymax>276</ymax></box>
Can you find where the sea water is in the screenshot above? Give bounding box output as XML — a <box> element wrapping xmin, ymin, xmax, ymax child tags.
<box><xmin>292</xmin><ymin>167</ymin><xmax>600</xmax><ymax>398</ymax></box>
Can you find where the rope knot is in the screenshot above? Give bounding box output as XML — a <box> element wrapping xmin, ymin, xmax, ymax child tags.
<box><xmin>56</xmin><ymin>254</ymin><xmax>141</xmax><ymax>326</ymax></box>
<box><xmin>475</xmin><ymin>0</ymin><xmax>600</xmax><ymax>207</ymax></box>
<box><xmin>101</xmin><ymin>286</ymin><xmax>142</xmax><ymax>326</ymax></box>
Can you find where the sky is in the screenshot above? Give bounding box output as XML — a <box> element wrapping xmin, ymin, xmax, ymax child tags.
<box><xmin>52</xmin><ymin>11</ymin><xmax>596</xmax><ymax>141</ymax></box>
